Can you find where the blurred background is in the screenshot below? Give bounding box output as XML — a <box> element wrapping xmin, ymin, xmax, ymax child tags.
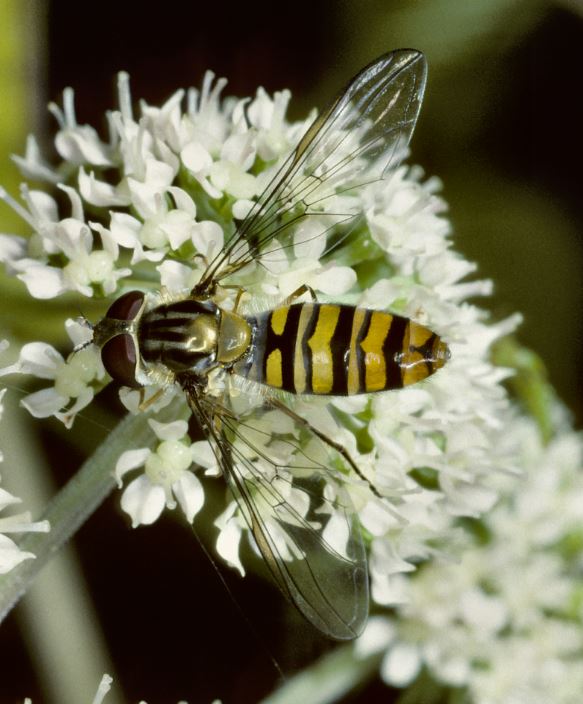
<box><xmin>0</xmin><ymin>1</ymin><xmax>582</xmax><ymax>702</ymax></box>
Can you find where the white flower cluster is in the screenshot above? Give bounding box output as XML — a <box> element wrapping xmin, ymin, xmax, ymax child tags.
<box><xmin>0</xmin><ymin>321</ymin><xmax>103</xmax><ymax>428</ymax></box>
<box><xmin>0</xmin><ymin>70</ymin><xmax>519</xmax><ymax>590</ymax></box>
<box><xmin>0</xmin><ymin>341</ymin><xmax>50</xmax><ymax>574</ymax></box>
<box><xmin>357</xmin><ymin>412</ymin><xmax>583</xmax><ymax>704</ymax></box>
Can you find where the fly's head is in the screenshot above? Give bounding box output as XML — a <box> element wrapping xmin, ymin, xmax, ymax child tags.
<box><xmin>92</xmin><ymin>290</ymin><xmax>147</xmax><ymax>389</ymax></box>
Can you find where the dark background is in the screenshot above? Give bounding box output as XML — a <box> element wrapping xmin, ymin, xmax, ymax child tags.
<box><xmin>1</xmin><ymin>1</ymin><xmax>582</xmax><ymax>702</ymax></box>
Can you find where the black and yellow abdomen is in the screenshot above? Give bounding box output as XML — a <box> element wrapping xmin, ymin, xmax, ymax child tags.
<box><xmin>237</xmin><ymin>303</ymin><xmax>449</xmax><ymax>396</ymax></box>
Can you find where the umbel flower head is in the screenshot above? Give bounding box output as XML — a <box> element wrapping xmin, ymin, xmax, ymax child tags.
<box><xmin>0</xmin><ymin>61</ymin><xmax>519</xmax><ymax>613</ymax></box>
<box><xmin>356</xmin><ymin>409</ymin><xmax>583</xmax><ymax>704</ymax></box>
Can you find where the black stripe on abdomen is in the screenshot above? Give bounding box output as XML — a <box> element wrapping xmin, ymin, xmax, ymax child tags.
<box><xmin>383</xmin><ymin>314</ymin><xmax>408</xmax><ymax>390</ymax></box>
<box><xmin>330</xmin><ymin>305</ymin><xmax>357</xmax><ymax>395</ymax></box>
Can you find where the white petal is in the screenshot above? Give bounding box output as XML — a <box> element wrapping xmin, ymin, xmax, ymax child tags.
<box><xmin>216</xmin><ymin>516</ymin><xmax>245</xmax><ymax>576</ymax></box>
<box><xmin>321</xmin><ymin>511</ymin><xmax>350</xmax><ymax>558</ymax></box>
<box><xmin>0</xmin><ymin>234</ymin><xmax>26</xmax><ymax>267</ymax></box>
<box><xmin>12</xmin><ymin>135</ymin><xmax>60</xmax><ymax>182</ymax></box>
<box><xmin>191</xmin><ymin>220</ymin><xmax>224</xmax><ymax>259</ymax></box>
<box><xmin>58</xmin><ymin>184</ymin><xmax>85</xmax><ymax>221</ymax></box>
<box><xmin>381</xmin><ymin>643</ymin><xmax>421</xmax><ymax>687</ymax></box>
<box><xmin>65</xmin><ymin>317</ymin><xmax>93</xmax><ymax>347</ymax></box>
<box><xmin>293</xmin><ymin>218</ymin><xmax>328</xmax><ymax>260</ymax></box>
<box><xmin>191</xmin><ymin>441</ymin><xmax>220</xmax><ymax>476</ymax></box>
<box><xmin>115</xmin><ymin>448</ymin><xmax>151</xmax><ymax>484</ymax></box>
<box><xmin>0</xmin><ymin>511</ymin><xmax>50</xmax><ymax>534</ymax></box>
<box><xmin>120</xmin><ymin>475</ymin><xmax>165</xmax><ymax>527</ymax></box>
<box><xmin>371</xmin><ymin>573</ymin><xmax>409</xmax><ymax>607</ymax></box>
<box><xmin>221</xmin><ymin>132</ymin><xmax>256</xmax><ymax>170</ymax></box>
<box><xmin>167</xmin><ymin>186</ymin><xmax>196</xmax><ymax>216</ymax></box>
<box><xmin>360</xmin><ymin>499</ymin><xmax>398</xmax><ymax>538</ymax></box>
<box><xmin>19</xmin><ymin>342</ymin><xmax>63</xmax><ymax>378</ymax></box>
<box><xmin>0</xmin><ymin>488</ymin><xmax>21</xmax><ymax>511</ymax></box>
<box><xmin>55</xmin><ymin>388</ymin><xmax>95</xmax><ymax>428</ymax></box>
<box><xmin>232</xmin><ymin>199</ymin><xmax>254</xmax><ymax>220</ymax></box>
<box><xmin>54</xmin><ymin>218</ymin><xmax>93</xmax><ymax>257</ymax></box>
<box><xmin>26</xmin><ymin>188</ymin><xmax>59</xmax><ymax>223</ymax></box>
<box><xmin>143</xmin><ymin>158</ymin><xmax>176</xmax><ymax>187</ymax></box>
<box><xmin>313</xmin><ymin>265</ymin><xmax>357</xmax><ymax>296</ymax></box>
<box><xmin>354</xmin><ymin>617</ymin><xmax>395</xmax><ymax>658</ymax></box>
<box><xmin>181</xmin><ymin>141</ymin><xmax>212</xmax><ymax>173</ymax></box>
<box><xmin>21</xmin><ymin>387</ymin><xmax>68</xmax><ymax>418</ymax></box>
<box><xmin>157</xmin><ymin>260</ymin><xmax>197</xmax><ymax>293</ymax></box>
<box><xmin>159</xmin><ymin>209</ymin><xmax>194</xmax><ymax>250</ymax></box>
<box><xmin>55</xmin><ymin>127</ymin><xmax>111</xmax><ymax>165</ymax></box>
<box><xmin>0</xmin><ymin>534</ymin><xmax>35</xmax><ymax>574</ymax></box>
<box><xmin>88</xmin><ymin>222</ymin><xmax>119</xmax><ymax>260</ymax></box>
<box><xmin>193</xmin><ymin>174</ymin><xmax>222</xmax><ymax>200</ymax></box>
<box><xmin>148</xmin><ymin>418</ymin><xmax>188</xmax><ymax>441</ymax></box>
<box><xmin>17</xmin><ymin>262</ymin><xmax>65</xmax><ymax>298</ymax></box>
<box><xmin>173</xmin><ymin>471</ymin><xmax>205</xmax><ymax>523</ymax></box>
<box><xmin>108</xmin><ymin>212</ymin><xmax>142</xmax><ymax>247</ymax></box>
<box><xmin>79</xmin><ymin>169</ymin><xmax>131</xmax><ymax>207</ymax></box>
<box><xmin>126</xmin><ymin>179</ymin><xmax>162</xmax><ymax>220</ymax></box>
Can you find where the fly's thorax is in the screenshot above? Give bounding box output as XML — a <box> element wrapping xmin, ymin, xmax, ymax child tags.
<box><xmin>137</xmin><ymin>297</ymin><xmax>219</xmax><ymax>377</ymax></box>
<box><xmin>93</xmin><ymin>288</ymin><xmax>255</xmax><ymax>388</ymax></box>
<box><xmin>139</xmin><ymin>302</ymin><xmax>252</xmax><ymax>373</ymax></box>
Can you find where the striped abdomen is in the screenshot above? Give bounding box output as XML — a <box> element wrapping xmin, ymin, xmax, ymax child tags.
<box><xmin>237</xmin><ymin>303</ymin><xmax>449</xmax><ymax>396</ymax></box>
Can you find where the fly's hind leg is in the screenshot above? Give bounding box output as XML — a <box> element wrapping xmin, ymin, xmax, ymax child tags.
<box><xmin>284</xmin><ymin>284</ymin><xmax>317</xmax><ymax>305</ymax></box>
<box><xmin>268</xmin><ymin>398</ymin><xmax>382</xmax><ymax>499</ymax></box>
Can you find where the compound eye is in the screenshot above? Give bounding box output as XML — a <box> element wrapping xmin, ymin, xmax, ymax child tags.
<box><xmin>106</xmin><ymin>290</ymin><xmax>144</xmax><ymax>321</ymax></box>
<box><xmin>101</xmin><ymin>334</ymin><xmax>141</xmax><ymax>388</ymax></box>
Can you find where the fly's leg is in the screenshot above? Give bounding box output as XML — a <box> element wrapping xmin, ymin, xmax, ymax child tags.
<box><xmin>209</xmin><ymin>283</ymin><xmax>249</xmax><ymax>313</ymax></box>
<box><xmin>229</xmin><ymin>285</ymin><xmax>247</xmax><ymax>314</ymax></box>
<box><xmin>193</xmin><ymin>253</ymin><xmax>209</xmax><ymax>269</ymax></box>
<box><xmin>284</xmin><ymin>284</ymin><xmax>317</xmax><ymax>305</ymax></box>
<box><xmin>137</xmin><ymin>386</ymin><xmax>167</xmax><ymax>412</ymax></box>
<box><xmin>268</xmin><ymin>398</ymin><xmax>382</xmax><ymax>499</ymax></box>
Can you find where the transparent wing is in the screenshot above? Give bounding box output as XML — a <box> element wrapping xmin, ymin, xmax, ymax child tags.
<box><xmin>185</xmin><ymin>384</ymin><xmax>369</xmax><ymax>640</ymax></box>
<box><xmin>196</xmin><ymin>49</ymin><xmax>427</xmax><ymax>291</ymax></box>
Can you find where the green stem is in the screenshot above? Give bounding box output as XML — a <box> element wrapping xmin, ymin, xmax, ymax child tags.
<box><xmin>395</xmin><ymin>669</ymin><xmax>450</xmax><ymax>704</ymax></box>
<box><xmin>492</xmin><ymin>336</ymin><xmax>556</xmax><ymax>444</ymax></box>
<box><xmin>259</xmin><ymin>643</ymin><xmax>383</xmax><ymax>704</ymax></box>
<box><xmin>0</xmin><ymin>409</ymin><xmax>161</xmax><ymax>623</ymax></box>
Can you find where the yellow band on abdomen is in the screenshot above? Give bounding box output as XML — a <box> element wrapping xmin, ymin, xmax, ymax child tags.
<box><xmin>265</xmin><ymin>348</ymin><xmax>283</xmax><ymax>387</ymax></box>
<box><xmin>361</xmin><ymin>311</ymin><xmax>392</xmax><ymax>392</ymax></box>
<box><xmin>308</xmin><ymin>305</ymin><xmax>340</xmax><ymax>394</ymax></box>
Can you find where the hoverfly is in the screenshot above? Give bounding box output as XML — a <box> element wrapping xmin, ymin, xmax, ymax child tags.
<box><xmin>91</xmin><ymin>49</ymin><xmax>449</xmax><ymax>640</ymax></box>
